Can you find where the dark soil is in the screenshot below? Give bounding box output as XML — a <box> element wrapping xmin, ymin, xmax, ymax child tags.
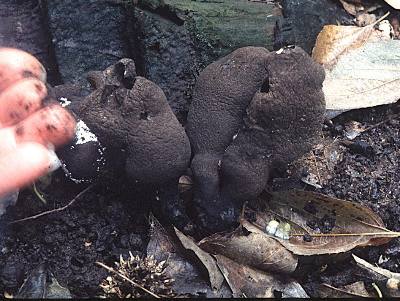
<box><xmin>287</xmin><ymin>102</ymin><xmax>400</xmax><ymax>296</ymax></box>
<box><xmin>0</xmin><ymin>0</ymin><xmax>399</xmax><ymax>296</ymax></box>
<box><xmin>0</xmin><ymin>177</ymin><xmax>150</xmax><ymax>297</ymax></box>
<box><xmin>1</xmin><ymin>102</ymin><xmax>399</xmax><ymax>298</ymax></box>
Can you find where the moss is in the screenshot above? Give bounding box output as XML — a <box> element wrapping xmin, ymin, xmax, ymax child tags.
<box><xmin>138</xmin><ymin>0</ymin><xmax>278</xmax><ymax>65</ymax></box>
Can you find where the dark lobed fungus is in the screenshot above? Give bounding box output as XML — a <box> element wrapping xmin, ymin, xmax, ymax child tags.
<box><xmin>56</xmin><ymin>47</ymin><xmax>324</xmax><ymax>235</ymax></box>
<box><xmin>56</xmin><ymin>59</ymin><xmax>193</xmax><ymax>230</ymax></box>
<box><xmin>186</xmin><ymin>46</ymin><xmax>325</xmax><ymax>232</ymax></box>
<box><xmin>76</xmin><ymin>58</ymin><xmax>191</xmax><ymax>186</ymax></box>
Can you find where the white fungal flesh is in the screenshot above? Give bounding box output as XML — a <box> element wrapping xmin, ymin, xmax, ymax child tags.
<box><xmin>61</xmin><ymin>162</ymin><xmax>87</xmax><ymax>184</ymax></box>
<box><xmin>61</xmin><ymin>120</ymin><xmax>106</xmax><ymax>183</ymax></box>
<box><xmin>266</xmin><ymin>220</ymin><xmax>291</xmax><ymax>240</ymax></box>
<box><xmin>265</xmin><ymin>220</ymin><xmax>279</xmax><ymax>235</ymax></box>
<box><xmin>75</xmin><ymin>120</ymin><xmax>99</xmax><ymax>145</ymax></box>
<box><xmin>386</xmin><ymin>278</ymin><xmax>400</xmax><ymax>290</ymax></box>
<box><xmin>275</xmin><ymin>223</ymin><xmax>291</xmax><ymax>240</ymax></box>
<box><xmin>59</xmin><ymin>97</ymin><xmax>71</xmax><ymax>107</ymax></box>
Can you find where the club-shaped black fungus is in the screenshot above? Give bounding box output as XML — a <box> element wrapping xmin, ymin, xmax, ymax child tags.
<box><xmin>77</xmin><ymin>59</ymin><xmax>191</xmax><ymax>185</ymax></box>
<box><xmin>186</xmin><ymin>46</ymin><xmax>325</xmax><ymax>232</ymax></box>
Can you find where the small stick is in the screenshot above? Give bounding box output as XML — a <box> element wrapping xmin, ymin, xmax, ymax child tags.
<box><xmin>311</xmin><ymin>151</ymin><xmax>322</xmax><ymax>186</ymax></box>
<box><xmin>363</xmin><ymin>112</ymin><xmax>400</xmax><ymax>133</ymax></box>
<box><xmin>33</xmin><ymin>182</ymin><xmax>47</xmax><ymax>204</ymax></box>
<box><xmin>372</xmin><ymin>282</ymin><xmax>383</xmax><ymax>298</ymax></box>
<box><xmin>291</xmin><ymin>231</ymin><xmax>400</xmax><ymax>237</ymax></box>
<box><xmin>9</xmin><ymin>185</ymin><xmax>94</xmax><ymax>225</ymax></box>
<box><xmin>96</xmin><ymin>261</ymin><xmax>160</xmax><ymax>299</ymax></box>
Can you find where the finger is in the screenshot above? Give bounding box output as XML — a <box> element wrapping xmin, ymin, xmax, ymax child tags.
<box><xmin>0</xmin><ymin>48</ymin><xmax>46</xmax><ymax>93</ymax></box>
<box><xmin>14</xmin><ymin>104</ymin><xmax>76</xmax><ymax>147</ymax></box>
<box><xmin>0</xmin><ymin>78</ymin><xmax>47</xmax><ymax>127</ymax></box>
<box><xmin>0</xmin><ymin>127</ymin><xmax>17</xmax><ymax>156</ymax></box>
<box><xmin>0</xmin><ymin>143</ymin><xmax>60</xmax><ymax>197</ymax></box>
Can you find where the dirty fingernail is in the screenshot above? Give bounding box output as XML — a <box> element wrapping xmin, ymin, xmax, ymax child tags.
<box><xmin>38</xmin><ymin>63</ymin><xmax>47</xmax><ymax>83</ymax></box>
<box><xmin>48</xmin><ymin>149</ymin><xmax>61</xmax><ymax>172</ymax></box>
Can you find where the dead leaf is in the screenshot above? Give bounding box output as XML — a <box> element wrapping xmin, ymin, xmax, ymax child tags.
<box><xmin>242</xmin><ymin>190</ymin><xmax>400</xmax><ymax>256</ymax></box>
<box><xmin>356</xmin><ymin>12</ymin><xmax>377</xmax><ymax>26</ymax></box>
<box><xmin>344</xmin><ymin>120</ymin><xmax>367</xmax><ymax>140</ymax></box>
<box><xmin>312</xmin><ymin>15</ymin><xmax>389</xmax><ymax>68</ymax></box>
<box><xmin>339</xmin><ymin>0</ymin><xmax>381</xmax><ymax>20</ymax></box>
<box><xmin>353</xmin><ymin>254</ymin><xmax>400</xmax><ymax>280</ymax></box>
<box><xmin>311</xmin><ymin>13</ymin><xmax>400</xmax><ymax>117</ymax></box>
<box><xmin>174</xmin><ymin>227</ymin><xmax>225</xmax><ymax>291</ymax></box>
<box><xmin>384</xmin><ymin>0</ymin><xmax>400</xmax><ymax>9</ymax></box>
<box><xmin>319</xmin><ymin>281</ymin><xmax>375</xmax><ymax>298</ymax></box>
<box><xmin>16</xmin><ymin>264</ymin><xmax>72</xmax><ymax>298</ymax></box>
<box><xmin>178</xmin><ymin>175</ymin><xmax>193</xmax><ymax>193</ymax></box>
<box><xmin>214</xmin><ymin>255</ymin><xmax>308</xmax><ymax>298</ymax></box>
<box><xmin>323</xmin><ymin>39</ymin><xmax>400</xmax><ymax>116</ymax></box>
<box><xmin>301</xmin><ymin>172</ymin><xmax>322</xmax><ymax>189</ymax></box>
<box><xmin>146</xmin><ymin>215</ymin><xmax>231</xmax><ymax>297</ymax></box>
<box><xmin>339</xmin><ymin>0</ymin><xmax>362</xmax><ymax>15</ymax></box>
<box><xmin>199</xmin><ymin>228</ymin><xmax>298</xmax><ymax>274</ymax></box>
<box><xmin>353</xmin><ymin>254</ymin><xmax>400</xmax><ymax>297</ymax></box>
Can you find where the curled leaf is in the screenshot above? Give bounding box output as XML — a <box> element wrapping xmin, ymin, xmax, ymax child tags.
<box><xmin>323</xmin><ymin>40</ymin><xmax>400</xmax><ymax>114</ymax></box>
<box><xmin>146</xmin><ymin>215</ymin><xmax>230</xmax><ymax>297</ymax></box>
<box><xmin>353</xmin><ymin>254</ymin><xmax>400</xmax><ymax>297</ymax></box>
<box><xmin>312</xmin><ymin>15</ymin><xmax>389</xmax><ymax>68</ymax></box>
<box><xmin>199</xmin><ymin>228</ymin><xmax>298</xmax><ymax>274</ymax></box>
<box><xmin>214</xmin><ymin>255</ymin><xmax>308</xmax><ymax>298</ymax></box>
<box><xmin>242</xmin><ymin>190</ymin><xmax>400</xmax><ymax>256</ymax></box>
<box><xmin>311</xmin><ymin>14</ymin><xmax>400</xmax><ymax>116</ymax></box>
<box><xmin>353</xmin><ymin>254</ymin><xmax>400</xmax><ymax>281</ymax></box>
<box><xmin>174</xmin><ymin>227</ymin><xmax>225</xmax><ymax>291</ymax></box>
<box><xmin>384</xmin><ymin>0</ymin><xmax>400</xmax><ymax>9</ymax></box>
<box><xmin>319</xmin><ymin>282</ymin><xmax>375</xmax><ymax>298</ymax></box>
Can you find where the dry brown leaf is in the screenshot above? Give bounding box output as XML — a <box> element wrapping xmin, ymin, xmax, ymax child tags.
<box><xmin>312</xmin><ymin>13</ymin><xmax>400</xmax><ymax>116</ymax></box>
<box><xmin>353</xmin><ymin>254</ymin><xmax>400</xmax><ymax>297</ymax></box>
<box><xmin>174</xmin><ymin>227</ymin><xmax>225</xmax><ymax>291</ymax></box>
<box><xmin>214</xmin><ymin>255</ymin><xmax>308</xmax><ymax>298</ymax></box>
<box><xmin>353</xmin><ymin>254</ymin><xmax>400</xmax><ymax>280</ymax></box>
<box><xmin>344</xmin><ymin>120</ymin><xmax>367</xmax><ymax>140</ymax></box>
<box><xmin>242</xmin><ymin>190</ymin><xmax>400</xmax><ymax>256</ymax></box>
<box><xmin>312</xmin><ymin>13</ymin><xmax>389</xmax><ymax>68</ymax></box>
<box><xmin>199</xmin><ymin>228</ymin><xmax>298</xmax><ymax>274</ymax></box>
<box><xmin>339</xmin><ymin>0</ymin><xmax>381</xmax><ymax>17</ymax></box>
<box><xmin>178</xmin><ymin>175</ymin><xmax>193</xmax><ymax>193</ymax></box>
<box><xmin>146</xmin><ymin>215</ymin><xmax>231</xmax><ymax>297</ymax></box>
<box><xmin>323</xmin><ymin>39</ymin><xmax>400</xmax><ymax>116</ymax></box>
<box><xmin>319</xmin><ymin>282</ymin><xmax>375</xmax><ymax>298</ymax></box>
<box><xmin>339</xmin><ymin>0</ymin><xmax>362</xmax><ymax>15</ymax></box>
<box><xmin>312</xmin><ymin>25</ymin><xmax>373</xmax><ymax>67</ymax></box>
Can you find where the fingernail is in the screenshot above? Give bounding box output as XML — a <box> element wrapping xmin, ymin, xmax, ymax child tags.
<box><xmin>39</xmin><ymin>63</ymin><xmax>47</xmax><ymax>83</ymax></box>
<box><xmin>48</xmin><ymin>149</ymin><xmax>61</xmax><ymax>172</ymax></box>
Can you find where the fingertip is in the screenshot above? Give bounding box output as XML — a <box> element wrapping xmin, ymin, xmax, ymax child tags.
<box><xmin>0</xmin><ymin>78</ymin><xmax>47</xmax><ymax>126</ymax></box>
<box><xmin>0</xmin><ymin>48</ymin><xmax>46</xmax><ymax>92</ymax></box>
<box><xmin>14</xmin><ymin>104</ymin><xmax>77</xmax><ymax>147</ymax></box>
<box><xmin>0</xmin><ymin>143</ymin><xmax>56</xmax><ymax>196</ymax></box>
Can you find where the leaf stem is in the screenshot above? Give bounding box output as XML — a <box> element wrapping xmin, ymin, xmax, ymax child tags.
<box><xmin>33</xmin><ymin>182</ymin><xmax>47</xmax><ymax>204</ymax></box>
<box><xmin>291</xmin><ymin>232</ymin><xmax>400</xmax><ymax>237</ymax></box>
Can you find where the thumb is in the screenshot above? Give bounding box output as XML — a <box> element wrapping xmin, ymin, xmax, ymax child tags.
<box><xmin>0</xmin><ymin>142</ymin><xmax>60</xmax><ymax>197</ymax></box>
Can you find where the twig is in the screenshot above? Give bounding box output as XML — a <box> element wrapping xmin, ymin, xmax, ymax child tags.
<box><xmin>372</xmin><ymin>282</ymin><xmax>383</xmax><ymax>299</ymax></box>
<box><xmin>96</xmin><ymin>261</ymin><xmax>160</xmax><ymax>299</ymax></box>
<box><xmin>291</xmin><ymin>231</ymin><xmax>400</xmax><ymax>237</ymax></box>
<box><xmin>9</xmin><ymin>185</ymin><xmax>94</xmax><ymax>225</ymax></box>
<box><xmin>363</xmin><ymin>112</ymin><xmax>400</xmax><ymax>133</ymax></box>
<box><xmin>33</xmin><ymin>182</ymin><xmax>47</xmax><ymax>204</ymax></box>
<box><xmin>311</xmin><ymin>151</ymin><xmax>322</xmax><ymax>186</ymax></box>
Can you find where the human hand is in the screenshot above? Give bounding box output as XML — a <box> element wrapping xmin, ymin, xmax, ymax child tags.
<box><xmin>0</xmin><ymin>48</ymin><xmax>76</xmax><ymax>197</ymax></box>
